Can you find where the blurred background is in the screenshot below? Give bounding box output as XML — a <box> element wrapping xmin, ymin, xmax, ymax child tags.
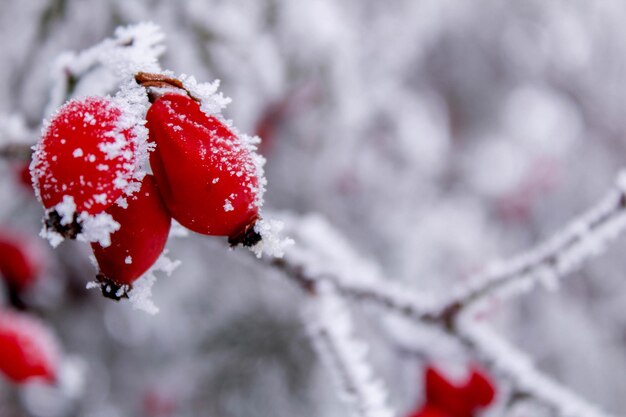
<box><xmin>1</xmin><ymin>0</ymin><xmax>626</xmax><ymax>416</ymax></box>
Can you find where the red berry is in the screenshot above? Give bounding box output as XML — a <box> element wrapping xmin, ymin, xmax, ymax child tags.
<box><xmin>146</xmin><ymin>93</ymin><xmax>260</xmax><ymax>238</ymax></box>
<box><xmin>408</xmin><ymin>366</ymin><xmax>496</xmax><ymax>417</ymax></box>
<box><xmin>32</xmin><ymin>97</ymin><xmax>137</xmax><ymax>216</ymax></box>
<box><xmin>0</xmin><ymin>230</ymin><xmax>44</xmax><ymax>291</ymax></box>
<box><xmin>425</xmin><ymin>367</ymin><xmax>470</xmax><ymax>417</ymax></box>
<box><xmin>13</xmin><ymin>163</ymin><xmax>34</xmax><ymax>193</ymax></box>
<box><xmin>464</xmin><ymin>368</ymin><xmax>496</xmax><ymax>407</ymax></box>
<box><xmin>0</xmin><ymin>310</ymin><xmax>59</xmax><ymax>384</ymax></box>
<box><xmin>91</xmin><ymin>175</ymin><xmax>171</xmax><ymax>296</ymax></box>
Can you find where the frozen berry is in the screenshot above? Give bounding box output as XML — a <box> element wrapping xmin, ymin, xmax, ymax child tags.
<box><xmin>0</xmin><ymin>310</ymin><xmax>59</xmax><ymax>384</ymax></box>
<box><xmin>91</xmin><ymin>175</ymin><xmax>171</xmax><ymax>299</ymax></box>
<box><xmin>146</xmin><ymin>93</ymin><xmax>260</xmax><ymax>241</ymax></box>
<box><xmin>31</xmin><ymin>97</ymin><xmax>137</xmax><ymax>221</ymax></box>
<box><xmin>0</xmin><ymin>230</ymin><xmax>44</xmax><ymax>291</ymax></box>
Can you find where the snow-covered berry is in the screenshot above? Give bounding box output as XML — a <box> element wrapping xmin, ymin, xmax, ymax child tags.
<box><xmin>31</xmin><ymin>97</ymin><xmax>137</xmax><ymax>237</ymax></box>
<box><xmin>91</xmin><ymin>175</ymin><xmax>171</xmax><ymax>299</ymax></box>
<box><xmin>145</xmin><ymin>92</ymin><xmax>260</xmax><ymax>242</ymax></box>
<box><xmin>0</xmin><ymin>310</ymin><xmax>59</xmax><ymax>384</ymax></box>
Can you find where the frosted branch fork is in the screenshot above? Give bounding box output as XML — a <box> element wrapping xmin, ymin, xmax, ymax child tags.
<box><xmin>267</xmin><ymin>171</ymin><xmax>626</xmax><ymax>417</ymax></box>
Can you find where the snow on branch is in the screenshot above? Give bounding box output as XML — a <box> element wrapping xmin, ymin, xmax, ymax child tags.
<box><xmin>275</xmin><ymin>213</ymin><xmax>436</xmax><ymax>319</ymax></box>
<box><xmin>430</xmin><ymin>170</ymin><xmax>626</xmax><ymax>322</ymax></box>
<box><xmin>45</xmin><ymin>22</ymin><xmax>164</xmax><ymax>116</ymax></box>
<box><xmin>305</xmin><ymin>283</ymin><xmax>395</xmax><ymax>417</ymax></box>
<box><xmin>267</xmin><ymin>211</ymin><xmax>616</xmax><ymax>416</ymax></box>
<box><xmin>459</xmin><ymin>322</ymin><xmax>615</xmax><ymax>417</ymax></box>
<box><xmin>0</xmin><ymin>114</ymin><xmax>36</xmax><ymax>161</ymax></box>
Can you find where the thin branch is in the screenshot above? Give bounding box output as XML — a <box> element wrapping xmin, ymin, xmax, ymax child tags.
<box><xmin>430</xmin><ymin>171</ymin><xmax>626</xmax><ymax>323</ymax></box>
<box><xmin>0</xmin><ymin>143</ymin><xmax>33</xmax><ymax>161</ymax></box>
<box><xmin>271</xmin><ymin>253</ymin><xmax>615</xmax><ymax>417</ymax></box>
<box><xmin>270</xmin><ymin>171</ymin><xmax>626</xmax><ymax>329</ymax></box>
<box><xmin>458</xmin><ymin>322</ymin><xmax>615</xmax><ymax>417</ymax></box>
<box><xmin>305</xmin><ymin>283</ymin><xmax>395</xmax><ymax>417</ymax></box>
<box><xmin>263</xmin><ymin>195</ymin><xmax>626</xmax><ymax>417</ymax></box>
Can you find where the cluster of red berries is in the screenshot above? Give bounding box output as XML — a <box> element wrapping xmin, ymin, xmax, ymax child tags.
<box><xmin>31</xmin><ymin>73</ymin><xmax>262</xmax><ymax>298</ymax></box>
<box><xmin>408</xmin><ymin>366</ymin><xmax>495</xmax><ymax>417</ymax></box>
<box><xmin>0</xmin><ymin>230</ymin><xmax>59</xmax><ymax>385</ymax></box>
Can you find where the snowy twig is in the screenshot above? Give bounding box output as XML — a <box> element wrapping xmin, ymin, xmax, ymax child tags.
<box><xmin>266</xmin><ymin>209</ymin><xmax>621</xmax><ymax>417</ymax></box>
<box><xmin>273</xmin><ymin>213</ymin><xmax>436</xmax><ymax>320</ymax></box>
<box><xmin>305</xmin><ymin>283</ymin><xmax>395</xmax><ymax>417</ymax></box>
<box><xmin>427</xmin><ymin>170</ymin><xmax>626</xmax><ymax>323</ymax></box>
<box><xmin>458</xmin><ymin>322</ymin><xmax>615</xmax><ymax>417</ymax></box>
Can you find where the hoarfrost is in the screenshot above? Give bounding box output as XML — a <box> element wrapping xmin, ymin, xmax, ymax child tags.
<box><xmin>76</xmin><ymin>211</ymin><xmax>120</xmax><ymax>248</ymax></box>
<box><xmin>126</xmin><ymin>252</ymin><xmax>181</xmax><ymax>315</ymax></box>
<box><xmin>306</xmin><ymin>284</ymin><xmax>394</xmax><ymax>417</ymax></box>
<box><xmin>249</xmin><ymin>217</ymin><xmax>294</xmax><ymax>258</ymax></box>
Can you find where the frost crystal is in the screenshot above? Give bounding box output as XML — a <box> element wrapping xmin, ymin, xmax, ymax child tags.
<box><xmin>249</xmin><ymin>217</ymin><xmax>294</xmax><ymax>258</ymax></box>
<box><xmin>178</xmin><ymin>74</ymin><xmax>231</xmax><ymax>116</ymax></box>
<box><xmin>126</xmin><ymin>252</ymin><xmax>181</xmax><ymax>315</ymax></box>
<box><xmin>76</xmin><ymin>211</ymin><xmax>120</xmax><ymax>248</ymax></box>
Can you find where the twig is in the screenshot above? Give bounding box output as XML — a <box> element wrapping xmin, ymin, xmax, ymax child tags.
<box><xmin>0</xmin><ymin>143</ymin><xmax>33</xmax><ymax>161</ymax></box>
<box><xmin>264</xmin><ymin>193</ymin><xmax>626</xmax><ymax>417</ymax></box>
<box><xmin>458</xmin><ymin>322</ymin><xmax>615</xmax><ymax>417</ymax></box>
<box><xmin>305</xmin><ymin>283</ymin><xmax>395</xmax><ymax>417</ymax></box>
<box><xmin>429</xmin><ymin>171</ymin><xmax>626</xmax><ymax>323</ymax></box>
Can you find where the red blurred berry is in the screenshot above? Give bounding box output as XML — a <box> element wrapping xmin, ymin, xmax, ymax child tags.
<box><xmin>31</xmin><ymin>96</ymin><xmax>137</xmax><ymax>216</ymax></box>
<box><xmin>13</xmin><ymin>163</ymin><xmax>34</xmax><ymax>193</ymax></box>
<box><xmin>464</xmin><ymin>368</ymin><xmax>496</xmax><ymax>407</ymax></box>
<box><xmin>408</xmin><ymin>366</ymin><xmax>495</xmax><ymax>417</ymax></box>
<box><xmin>0</xmin><ymin>310</ymin><xmax>59</xmax><ymax>384</ymax></box>
<box><xmin>142</xmin><ymin>389</ymin><xmax>177</xmax><ymax>417</ymax></box>
<box><xmin>146</xmin><ymin>93</ymin><xmax>260</xmax><ymax>240</ymax></box>
<box><xmin>91</xmin><ymin>175</ymin><xmax>171</xmax><ymax>298</ymax></box>
<box><xmin>0</xmin><ymin>230</ymin><xmax>44</xmax><ymax>291</ymax></box>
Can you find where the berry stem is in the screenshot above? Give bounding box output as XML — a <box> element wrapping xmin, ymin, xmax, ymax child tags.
<box><xmin>134</xmin><ymin>72</ymin><xmax>201</xmax><ymax>103</ymax></box>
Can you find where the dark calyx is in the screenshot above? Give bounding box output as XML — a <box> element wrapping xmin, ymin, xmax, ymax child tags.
<box><xmin>228</xmin><ymin>219</ymin><xmax>262</xmax><ymax>248</ymax></box>
<box><xmin>96</xmin><ymin>273</ymin><xmax>131</xmax><ymax>301</ymax></box>
<box><xmin>44</xmin><ymin>209</ymin><xmax>82</xmax><ymax>239</ymax></box>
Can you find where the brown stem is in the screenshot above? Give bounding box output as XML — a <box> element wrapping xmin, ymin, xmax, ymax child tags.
<box><xmin>0</xmin><ymin>143</ymin><xmax>34</xmax><ymax>161</ymax></box>
<box><xmin>135</xmin><ymin>72</ymin><xmax>201</xmax><ymax>103</ymax></box>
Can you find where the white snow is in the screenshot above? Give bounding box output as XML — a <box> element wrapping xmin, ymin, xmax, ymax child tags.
<box><xmin>76</xmin><ymin>211</ymin><xmax>121</xmax><ymax>248</ymax></box>
<box><xmin>249</xmin><ymin>217</ymin><xmax>294</xmax><ymax>258</ymax></box>
<box><xmin>306</xmin><ymin>284</ymin><xmax>394</xmax><ymax>417</ymax></box>
<box><xmin>126</xmin><ymin>252</ymin><xmax>181</xmax><ymax>315</ymax></box>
